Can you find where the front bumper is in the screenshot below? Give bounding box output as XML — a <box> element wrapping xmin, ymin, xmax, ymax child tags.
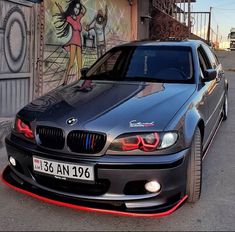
<box><xmin>2</xmin><ymin>135</ymin><xmax>190</xmax><ymax>217</ymax></box>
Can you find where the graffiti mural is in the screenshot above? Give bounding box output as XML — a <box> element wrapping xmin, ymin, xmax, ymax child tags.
<box><xmin>54</xmin><ymin>0</ymin><xmax>86</xmax><ymax>84</ymax></box>
<box><xmin>43</xmin><ymin>0</ymin><xmax>133</xmax><ymax>93</ymax></box>
<box><xmin>3</xmin><ymin>7</ymin><xmax>27</xmax><ymax>73</ymax></box>
<box><xmin>85</xmin><ymin>5</ymin><xmax>108</xmax><ymax>58</ymax></box>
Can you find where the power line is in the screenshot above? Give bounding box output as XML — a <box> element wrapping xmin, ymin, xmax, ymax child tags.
<box><xmin>212</xmin><ymin>7</ymin><xmax>235</xmax><ymax>11</ymax></box>
<box><xmin>211</xmin><ymin>7</ymin><xmax>235</xmax><ymax>21</ymax></box>
<box><xmin>208</xmin><ymin>7</ymin><xmax>233</xmax><ymax>42</ymax></box>
<box><xmin>214</xmin><ymin>0</ymin><xmax>235</xmax><ymax>8</ymax></box>
<box><xmin>212</xmin><ymin>11</ymin><xmax>219</xmax><ymax>26</ymax></box>
<box><xmin>212</xmin><ymin>10</ymin><xmax>235</xmax><ymax>24</ymax></box>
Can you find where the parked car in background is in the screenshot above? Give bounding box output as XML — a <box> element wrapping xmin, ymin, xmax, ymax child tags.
<box><xmin>2</xmin><ymin>39</ymin><xmax>228</xmax><ymax>217</ymax></box>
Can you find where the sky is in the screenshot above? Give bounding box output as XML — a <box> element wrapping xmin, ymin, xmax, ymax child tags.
<box><xmin>192</xmin><ymin>0</ymin><xmax>235</xmax><ymax>41</ymax></box>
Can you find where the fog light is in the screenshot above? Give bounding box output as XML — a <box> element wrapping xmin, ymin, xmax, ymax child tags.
<box><xmin>145</xmin><ymin>181</ymin><xmax>161</xmax><ymax>193</ymax></box>
<box><xmin>9</xmin><ymin>157</ymin><xmax>16</xmax><ymax>167</ymax></box>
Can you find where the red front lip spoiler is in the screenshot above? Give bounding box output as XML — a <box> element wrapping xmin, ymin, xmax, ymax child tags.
<box><xmin>1</xmin><ymin>167</ymin><xmax>188</xmax><ymax>218</ymax></box>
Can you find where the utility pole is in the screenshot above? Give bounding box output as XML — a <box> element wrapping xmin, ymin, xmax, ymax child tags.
<box><xmin>207</xmin><ymin>6</ymin><xmax>212</xmax><ymax>43</ymax></box>
<box><xmin>188</xmin><ymin>0</ymin><xmax>191</xmax><ymax>37</ymax></box>
<box><xmin>216</xmin><ymin>24</ymin><xmax>219</xmax><ymax>49</ymax></box>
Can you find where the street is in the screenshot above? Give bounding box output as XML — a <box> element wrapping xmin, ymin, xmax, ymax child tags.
<box><xmin>0</xmin><ymin>51</ymin><xmax>235</xmax><ymax>231</ymax></box>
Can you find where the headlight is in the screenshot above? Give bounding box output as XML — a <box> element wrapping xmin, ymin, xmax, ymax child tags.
<box><xmin>15</xmin><ymin>117</ymin><xmax>34</xmax><ymax>139</ymax></box>
<box><xmin>109</xmin><ymin>132</ymin><xmax>178</xmax><ymax>152</ymax></box>
<box><xmin>159</xmin><ymin>132</ymin><xmax>178</xmax><ymax>149</ymax></box>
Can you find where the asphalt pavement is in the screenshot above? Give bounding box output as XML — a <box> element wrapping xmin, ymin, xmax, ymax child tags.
<box><xmin>0</xmin><ymin>51</ymin><xmax>235</xmax><ymax>231</ymax></box>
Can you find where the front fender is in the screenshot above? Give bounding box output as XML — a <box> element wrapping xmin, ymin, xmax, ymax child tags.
<box><xmin>165</xmin><ymin>106</ymin><xmax>204</xmax><ymax>150</ymax></box>
<box><xmin>183</xmin><ymin>109</ymin><xmax>204</xmax><ymax>148</ymax></box>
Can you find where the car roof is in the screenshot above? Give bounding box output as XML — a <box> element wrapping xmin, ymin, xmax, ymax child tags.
<box><xmin>118</xmin><ymin>39</ymin><xmax>205</xmax><ymax>49</ymax></box>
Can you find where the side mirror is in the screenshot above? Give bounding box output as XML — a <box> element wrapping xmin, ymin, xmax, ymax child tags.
<box><xmin>203</xmin><ymin>69</ymin><xmax>217</xmax><ymax>82</ymax></box>
<box><xmin>81</xmin><ymin>68</ymin><xmax>89</xmax><ymax>77</ymax></box>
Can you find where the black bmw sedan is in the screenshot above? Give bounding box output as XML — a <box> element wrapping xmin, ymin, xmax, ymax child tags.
<box><xmin>2</xmin><ymin>39</ymin><xmax>228</xmax><ymax>217</ymax></box>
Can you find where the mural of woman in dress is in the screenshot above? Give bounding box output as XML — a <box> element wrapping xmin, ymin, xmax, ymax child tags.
<box><xmin>54</xmin><ymin>0</ymin><xmax>86</xmax><ymax>85</ymax></box>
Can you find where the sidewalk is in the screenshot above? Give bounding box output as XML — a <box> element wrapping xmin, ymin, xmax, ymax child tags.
<box><xmin>0</xmin><ymin>118</ymin><xmax>14</xmax><ymax>149</ymax></box>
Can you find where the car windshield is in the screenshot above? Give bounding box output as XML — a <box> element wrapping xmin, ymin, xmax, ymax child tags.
<box><xmin>85</xmin><ymin>46</ymin><xmax>194</xmax><ymax>83</ymax></box>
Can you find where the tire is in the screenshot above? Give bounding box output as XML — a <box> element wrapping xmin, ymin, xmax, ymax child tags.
<box><xmin>186</xmin><ymin>127</ymin><xmax>202</xmax><ymax>203</ymax></box>
<box><xmin>223</xmin><ymin>93</ymin><xmax>228</xmax><ymax>121</ymax></box>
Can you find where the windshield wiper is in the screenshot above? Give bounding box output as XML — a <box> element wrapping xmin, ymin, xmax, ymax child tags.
<box><xmin>123</xmin><ymin>76</ymin><xmax>164</xmax><ymax>83</ymax></box>
<box><xmin>123</xmin><ymin>76</ymin><xmax>193</xmax><ymax>84</ymax></box>
<box><xmin>83</xmin><ymin>73</ymin><xmax>127</xmax><ymax>82</ymax></box>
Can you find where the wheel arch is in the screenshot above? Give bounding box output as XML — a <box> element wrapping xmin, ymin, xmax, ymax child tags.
<box><xmin>197</xmin><ymin>119</ymin><xmax>205</xmax><ymax>143</ymax></box>
<box><xmin>183</xmin><ymin>109</ymin><xmax>205</xmax><ymax>148</ymax></box>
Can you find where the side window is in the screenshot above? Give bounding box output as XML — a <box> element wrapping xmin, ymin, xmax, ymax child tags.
<box><xmin>198</xmin><ymin>48</ymin><xmax>210</xmax><ymax>80</ymax></box>
<box><xmin>87</xmin><ymin>50</ymin><xmax>123</xmax><ymax>77</ymax></box>
<box><xmin>98</xmin><ymin>51</ymin><xmax>122</xmax><ymax>74</ymax></box>
<box><xmin>213</xmin><ymin>53</ymin><xmax>220</xmax><ymax>66</ymax></box>
<box><xmin>202</xmin><ymin>44</ymin><xmax>218</xmax><ymax>68</ymax></box>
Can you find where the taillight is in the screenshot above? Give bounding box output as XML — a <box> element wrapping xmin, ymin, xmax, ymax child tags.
<box><xmin>15</xmin><ymin>118</ymin><xmax>34</xmax><ymax>139</ymax></box>
<box><xmin>110</xmin><ymin>133</ymin><xmax>160</xmax><ymax>152</ymax></box>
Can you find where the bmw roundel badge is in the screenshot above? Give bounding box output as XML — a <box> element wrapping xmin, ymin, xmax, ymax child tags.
<box><xmin>66</xmin><ymin>117</ymin><xmax>78</xmax><ymax>126</ymax></box>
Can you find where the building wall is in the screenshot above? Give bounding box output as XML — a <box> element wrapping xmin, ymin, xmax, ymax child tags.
<box><xmin>0</xmin><ymin>0</ymin><xmax>40</xmax><ymax>117</ymax></box>
<box><xmin>137</xmin><ymin>0</ymin><xmax>150</xmax><ymax>40</ymax></box>
<box><xmin>43</xmin><ymin>0</ymin><xmax>138</xmax><ymax>93</ymax></box>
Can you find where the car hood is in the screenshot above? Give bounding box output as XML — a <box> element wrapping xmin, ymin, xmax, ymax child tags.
<box><xmin>19</xmin><ymin>80</ymin><xmax>196</xmax><ymax>135</ymax></box>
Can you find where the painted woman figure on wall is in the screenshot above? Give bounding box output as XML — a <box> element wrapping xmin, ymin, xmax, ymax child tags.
<box><xmin>55</xmin><ymin>0</ymin><xmax>86</xmax><ymax>85</ymax></box>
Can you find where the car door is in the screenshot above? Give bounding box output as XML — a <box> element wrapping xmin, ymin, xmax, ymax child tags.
<box><xmin>199</xmin><ymin>44</ymin><xmax>225</xmax><ymax>144</ymax></box>
<box><xmin>197</xmin><ymin>47</ymin><xmax>211</xmax><ymax>144</ymax></box>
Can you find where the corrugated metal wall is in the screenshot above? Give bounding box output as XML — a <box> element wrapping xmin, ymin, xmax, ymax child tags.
<box><xmin>0</xmin><ymin>79</ymin><xmax>29</xmax><ymax>117</ymax></box>
<box><xmin>0</xmin><ymin>0</ymin><xmax>36</xmax><ymax>117</ymax></box>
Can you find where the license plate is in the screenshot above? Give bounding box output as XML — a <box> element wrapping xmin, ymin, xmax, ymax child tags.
<box><xmin>33</xmin><ymin>156</ymin><xmax>94</xmax><ymax>182</ymax></box>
